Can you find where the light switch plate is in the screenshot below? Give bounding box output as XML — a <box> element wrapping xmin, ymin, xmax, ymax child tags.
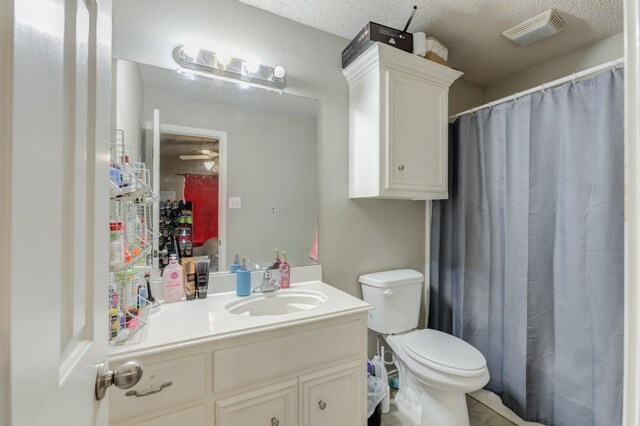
<box><xmin>229</xmin><ymin>197</ymin><xmax>241</xmax><ymax>209</ymax></box>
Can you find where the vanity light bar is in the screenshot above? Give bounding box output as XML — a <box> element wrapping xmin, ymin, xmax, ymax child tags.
<box><xmin>173</xmin><ymin>45</ymin><xmax>286</xmax><ymax>91</ymax></box>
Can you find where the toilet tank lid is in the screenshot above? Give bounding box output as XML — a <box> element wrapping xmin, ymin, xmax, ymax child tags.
<box><xmin>359</xmin><ymin>269</ymin><xmax>424</xmax><ymax>288</ymax></box>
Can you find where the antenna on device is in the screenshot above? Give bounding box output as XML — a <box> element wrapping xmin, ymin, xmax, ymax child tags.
<box><xmin>403</xmin><ymin>6</ymin><xmax>417</xmax><ymax>32</ymax></box>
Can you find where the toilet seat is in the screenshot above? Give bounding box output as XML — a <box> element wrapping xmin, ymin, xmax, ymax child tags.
<box><xmin>399</xmin><ymin>329</ymin><xmax>487</xmax><ymax>378</ymax></box>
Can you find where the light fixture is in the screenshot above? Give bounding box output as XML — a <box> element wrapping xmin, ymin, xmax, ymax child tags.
<box><xmin>180</xmin><ymin>154</ymin><xmax>211</xmax><ymax>160</ymax></box>
<box><xmin>200</xmin><ymin>149</ymin><xmax>219</xmax><ymax>158</ymax></box>
<box><xmin>182</xmin><ymin>44</ymin><xmax>200</xmax><ymax>60</ymax></box>
<box><xmin>216</xmin><ymin>53</ymin><xmax>231</xmax><ymax>67</ymax></box>
<box><xmin>244</xmin><ymin>60</ymin><xmax>260</xmax><ymax>74</ymax></box>
<box><xmin>173</xmin><ymin>44</ymin><xmax>286</xmax><ymax>91</ymax></box>
<box><xmin>273</xmin><ymin>65</ymin><xmax>286</xmax><ymax>81</ymax></box>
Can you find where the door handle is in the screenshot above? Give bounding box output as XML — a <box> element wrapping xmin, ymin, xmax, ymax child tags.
<box><xmin>95</xmin><ymin>360</ymin><xmax>144</xmax><ymax>400</ymax></box>
<box><xmin>125</xmin><ymin>381</ymin><xmax>172</xmax><ymax>397</ymax></box>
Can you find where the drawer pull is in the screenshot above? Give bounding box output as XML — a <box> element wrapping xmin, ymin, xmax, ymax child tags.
<box><xmin>319</xmin><ymin>400</ymin><xmax>327</xmax><ymax>410</ymax></box>
<box><xmin>398</xmin><ymin>165</ymin><xmax>405</xmax><ymax>171</ymax></box>
<box><xmin>271</xmin><ymin>417</ymin><xmax>279</xmax><ymax>426</ymax></box>
<box><xmin>125</xmin><ymin>381</ymin><xmax>173</xmax><ymax>398</ymax></box>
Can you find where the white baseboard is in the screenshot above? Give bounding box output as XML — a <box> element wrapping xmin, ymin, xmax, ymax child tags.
<box><xmin>469</xmin><ymin>389</ymin><xmax>543</xmax><ymax>426</ymax></box>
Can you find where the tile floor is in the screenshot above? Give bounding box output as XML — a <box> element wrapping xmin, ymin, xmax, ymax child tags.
<box><xmin>381</xmin><ymin>395</ymin><xmax>517</xmax><ymax>426</ymax></box>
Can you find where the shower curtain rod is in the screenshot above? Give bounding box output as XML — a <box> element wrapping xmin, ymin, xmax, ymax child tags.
<box><xmin>448</xmin><ymin>57</ymin><xmax>625</xmax><ymax>122</ymax></box>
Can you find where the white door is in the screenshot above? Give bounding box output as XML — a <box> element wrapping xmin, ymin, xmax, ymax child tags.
<box><xmin>3</xmin><ymin>0</ymin><xmax>113</xmax><ymax>424</ymax></box>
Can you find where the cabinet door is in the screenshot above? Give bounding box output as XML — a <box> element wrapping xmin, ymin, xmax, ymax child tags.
<box><xmin>299</xmin><ymin>362</ymin><xmax>363</xmax><ymax>426</ymax></box>
<box><xmin>216</xmin><ymin>380</ymin><xmax>298</xmax><ymax>426</ymax></box>
<box><xmin>384</xmin><ymin>68</ymin><xmax>448</xmax><ymax>197</ymax></box>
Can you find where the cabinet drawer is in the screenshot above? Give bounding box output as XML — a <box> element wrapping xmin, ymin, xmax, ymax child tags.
<box><xmin>110</xmin><ymin>354</ymin><xmax>206</xmax><ymax>421</ymax></box>
<box><xmin>134</xmin><ymin>404</ymin><xmax>207</xmax><ymax>426</ymax></box>
<box><xmin>216</xmin><ymin>380</ymin><xmax>297</xmax><ymax>426</ymax></box>
<box><xmin>213</xmin><ymin>319</ymin><xmax>363</xmax><ymax>393</ymax></box>
<box><xmin>299</xmin><ymin>361</ymin><xmax>363</xmax><ymax>426</ymax></box>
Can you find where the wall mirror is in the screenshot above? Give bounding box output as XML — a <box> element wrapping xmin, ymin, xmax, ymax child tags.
<box><xmin>114</xmin><ymin>59</ymin><xmax>319</xmax><ymax>273</ymax></box>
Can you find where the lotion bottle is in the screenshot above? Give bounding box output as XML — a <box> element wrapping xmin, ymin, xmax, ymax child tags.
<box><xmin>162</xmin><ymin>254</ymin><xmax>185</xmax><ymax>303</ymax></box>
<box><xmin>279</xmin><ymin>251</ymin><xmax>290</xmax><ymax>289</ymax></box>
<box><xmin>236</xmin><ymin>258</ymin><xmax>251</xmax><ymax>297</ymax></box>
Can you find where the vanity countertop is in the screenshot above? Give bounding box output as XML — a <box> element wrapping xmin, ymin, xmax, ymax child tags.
<box><xmin>109</xmin><ymin>280</ymin><xmax>371</xmax><ymax>361</ymax></box>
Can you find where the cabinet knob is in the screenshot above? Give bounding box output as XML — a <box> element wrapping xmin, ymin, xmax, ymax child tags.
<box><xmin>318</xmin><ymin>400</ymin><xmax>327</xmax><ymax>410</ymax></box>
<box><xmin>398</xmin><ymin>165</ymin><xmax>405</xmax><ymax>171</ymax></box>
<box><xmin>271</xmin><ymin>417</ymin><xmax>279</xmax><ymax>426</ymax></box>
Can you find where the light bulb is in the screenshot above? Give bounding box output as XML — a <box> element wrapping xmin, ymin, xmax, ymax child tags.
<box><xmin>216</xmin><ymin>53</ymin><xmax>231</xmax><ymax>67</ymax></box>
<box><xmin>182</xmin><ymin>44</ymin><xmax>200</xmax><ymax>60</ymax></box>
<box><xmin>245</xmin><ymin>61</ymin><xmax>260</xmax><ymax>74</ymax></box>
<box><xmin>273</xmin><ymin>66</ymin><xmax>286</xmax><ymax>80</ymax></box>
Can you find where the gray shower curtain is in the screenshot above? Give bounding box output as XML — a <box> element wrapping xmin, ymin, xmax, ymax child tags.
<box><xmin>430</xmin><ymin>68</ymin><xmax>624</xmax><ymax>425</ymax></box>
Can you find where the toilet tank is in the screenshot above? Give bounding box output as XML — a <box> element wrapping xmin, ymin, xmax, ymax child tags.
<box><xmin>359</xmin><ymin>269</ymin><xmax>424</xmax><ymax>334</ymax></box>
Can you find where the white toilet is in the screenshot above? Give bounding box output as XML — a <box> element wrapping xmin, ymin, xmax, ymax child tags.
<box><xmin>360</xmin><ymin>269</ymin><xmax>489</xmax><ymax>426</ymax></box>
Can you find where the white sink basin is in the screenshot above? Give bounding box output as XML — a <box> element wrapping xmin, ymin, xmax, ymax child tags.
<box><xmin>225</xmin><ymin>290</ymin><xmax>327</xmax><ymax>317</ymax></box>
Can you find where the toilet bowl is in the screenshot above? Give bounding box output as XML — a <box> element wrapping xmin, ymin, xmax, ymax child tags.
<box><xmin>359</xmin><ymin>270</ymin><xmax>490</xmax><ymax>426</ymax></box>
<box><xmin>386</xmin><ymin>329</ymin><xmax>489</xmax><ymax>426</ymax></box>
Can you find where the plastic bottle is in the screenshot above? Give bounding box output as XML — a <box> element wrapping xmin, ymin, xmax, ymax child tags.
<box><xmin>272</xmin><ymin>249</ymin><xmax>281</xmax><ymax>269</ymax></box>
<box><xmin>162</xmin><ymin>254</ymin><xmax>185</xmax><ymax>303</ymax></box>
<box><xmin>109</xmin><ymin>223</ymin><xmax>123</xmax><ymax>265</ymax></box>
<box><xmin>279</xmin><ymin>251</ymin><xmax>290</xmax><ymax>289</ymax></box>
<box><xmin>230</xmin><ymin>254</ymin><xmax>241</xmax><ymax>273</ymax></box>
<box><xmin>236</xmin><ymin>258</ymin><xmax>251</xmax><ymax>297</ymax></box>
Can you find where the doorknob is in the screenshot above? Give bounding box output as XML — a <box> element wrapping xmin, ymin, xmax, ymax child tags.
<box><xmin>95</xmin><ymin>360</ymin><xmax>144</xmax><ymax>400</ymax></box>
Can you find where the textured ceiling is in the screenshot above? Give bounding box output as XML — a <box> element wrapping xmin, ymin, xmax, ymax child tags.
<box><xmin>236</xmin><ymin>0</ymin><xmax>623</xmax><ymax>84</ymax></box>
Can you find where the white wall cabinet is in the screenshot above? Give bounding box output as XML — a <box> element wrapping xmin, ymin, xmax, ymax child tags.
<box><xmin>109</xmin><ymin>313</ymin><xmax>367</xmax><ymax>425</ymax></box>
<box><xmin>343</xmin><ymin>43</ymin><xmax>463</xmax><ymax>200</ymax></box>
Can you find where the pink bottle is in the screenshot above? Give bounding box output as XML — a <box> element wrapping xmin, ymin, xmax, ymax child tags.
<box><xmin>162</xmin><ymin>254</ymin><xmax>185</xmax><ymax>302</ymax></box>
<box><xmin>279</xmin><ymin>251</ymin><xmax>290</xmax><ymax>289</ymax></box>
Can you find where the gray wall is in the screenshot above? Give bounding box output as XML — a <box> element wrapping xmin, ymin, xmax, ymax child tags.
<box><xmin>484</xmin><ymin>32</ymin><xmax>624</xmax><ymax>102</ymax></box>
<box><xmin>449</xmin><ymin>77</ymin><xmax>485</xmax><ymax>116</ymax></box>
<box><xmin>114</xmin><ymin>0</ymin><xmax>426</xmax><ymax>298</ymax></box>
<box><xmin>146</xmin><ymin>87</ymin><xmax>318</xmax><ymax>268</ymax></box>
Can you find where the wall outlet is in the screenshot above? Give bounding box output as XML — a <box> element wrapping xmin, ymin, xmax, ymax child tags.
<box><xmin>229</xmin><ymin>197</ymin><xmax>241</xmax><ymax>209</ymax></box>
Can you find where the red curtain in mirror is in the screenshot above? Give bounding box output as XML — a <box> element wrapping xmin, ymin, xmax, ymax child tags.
<box><xmin>184</xmin><ymin>174</ymin><xmax>218</xmax><ymax>246</ymax></box>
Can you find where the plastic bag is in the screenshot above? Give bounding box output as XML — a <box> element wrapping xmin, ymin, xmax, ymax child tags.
<box><xmin>367</xmin><ymin>374</ymin><xmax>387</xmax><ymax>418</ymax></box>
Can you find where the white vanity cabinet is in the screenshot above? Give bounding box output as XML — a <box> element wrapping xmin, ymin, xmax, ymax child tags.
<box><xmin>109</xmin><ymin>313</ymin><xmax>367</xmax><ymax>425</ymax></box>
<box><xmin>343</xmin><ymin>43</ymin><xmax>463</xmax><ymax>200</ymax></box>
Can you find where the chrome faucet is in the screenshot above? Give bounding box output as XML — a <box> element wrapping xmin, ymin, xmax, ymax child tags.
<box><xmin>253</xmin><ymin>269</ymin><xmax>280</xmax><ymax>293</ymax></box>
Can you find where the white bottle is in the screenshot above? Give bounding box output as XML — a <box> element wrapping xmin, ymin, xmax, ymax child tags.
<box><xmin>371</xmin><ymin>352</ymin><xmax>390</xmax><ymax>414</ymax></box>
<box><xmin>162</xmin><ymin>254</ymin><xmax>185</xmax><ymax>303</ymax></box>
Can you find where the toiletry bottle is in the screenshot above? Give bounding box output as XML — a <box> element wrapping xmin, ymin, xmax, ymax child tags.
<box><xmin>236</xmin><ymin>258</ymin><xmax>251</xmax><ymax>297</ymax></box>
<box><xmin>195</xmin><ymin>256</ymin><xmax>210</xmax><ymax>299</ymax></box>
<box><xmin>279</xmin><ymin>251</ymin><xmax>290</xmax><ymax>289</ymax></box>
<box><xmin>137</xmin><ymin>281</ymin><xmax>149</xmax><ymax>308</ymax></box>
<box><xmin>109</xmin><ymin>222</ymin><xmax>124</xmax><ymax>266</ymax></box>
<box><xmin>109</xmin><ymin>279</ymin><xmax>119</xmax><ymax>339</ymax></box>
<box><xmin>272</xmin><ymin>249</ymin><xmax>281</xmax><ymax>269</ymax></box>
<box><xmin>182</xmin><ymin>257</ymin><xmax>197</xmax><ymax>300</ymax></box>
<box><xmin>110</xmin><ymin>162</ymin><xmax>122</xmax><ymax>187</ymax></box>
<box><xmin>162</xmin><ymin>254</ymin><xmax>185</xmax><ymax>303</ymax></box>
<box><xmin>230</xmin><ymin>254</ymin><xmax>241</xmax><ymax>273</ymax></box>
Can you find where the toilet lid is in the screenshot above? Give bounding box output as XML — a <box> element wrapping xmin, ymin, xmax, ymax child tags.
<box><xmin>400</xmin><ymin>329</ymin><xmax>487</xmax><ymax>374</ymax></box>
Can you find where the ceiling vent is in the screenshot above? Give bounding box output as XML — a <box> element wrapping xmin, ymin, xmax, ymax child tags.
<box><xmin>502</xmin><ymin>9</ymin><xmax>566</xmax><ymax>47</ymax></box>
